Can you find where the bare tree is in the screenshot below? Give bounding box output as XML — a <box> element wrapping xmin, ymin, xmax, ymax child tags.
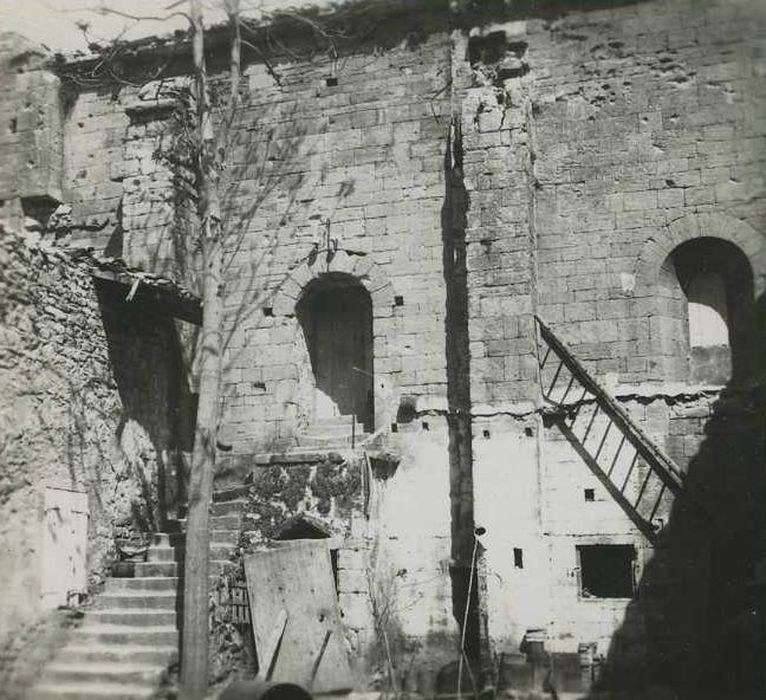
<box><xmin>57</xmin><ymin>2</ymin><xmax>349</xmax><ymax>695</ymax></box>
<box><xmin>180</xmin><ymin>0</ymin><xmax>231</xmax><ymax>695</ymax></box>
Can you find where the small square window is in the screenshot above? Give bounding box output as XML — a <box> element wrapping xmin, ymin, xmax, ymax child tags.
<box><xmin>577</xmin><ymin>544</ymin><xmax>635</xmax><ymax>599</ymax></box>
<box><xmin>584</xmin><ymin>488</ymin><xmax>595</xmax><ymax>502</ymax></box>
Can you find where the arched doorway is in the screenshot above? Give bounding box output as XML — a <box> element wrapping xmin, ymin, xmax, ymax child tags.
<box><xmin>657</xmin><ymin>237</ymin><xmax>755</xmax><ymax>384</ymax></box>
<box><xmin>297</xmin><ymin>273</ymin><xmax>374</xmax><ymax>432</ymax></box>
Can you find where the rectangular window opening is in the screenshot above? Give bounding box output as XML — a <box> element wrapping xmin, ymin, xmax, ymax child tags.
<box><xmin>577</xmin><ymin>544</ymin><xmax>635</xmax><ymax>599</ymax></box>
<box><xmin>584</xmin><ymin>488</ymin><xmax>595</xmax><ymax>502</ymax></box>
<box><xmin>513</xmin><ymin>547</ymin><xmax>523</xmax><ymax>569</ymax></box>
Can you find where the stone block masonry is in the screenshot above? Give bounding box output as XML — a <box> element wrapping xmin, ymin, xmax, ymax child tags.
<box><xmin>2</xmin><ymin>0</ymin><xmax>763</xmax><ymax>696</ymax></box>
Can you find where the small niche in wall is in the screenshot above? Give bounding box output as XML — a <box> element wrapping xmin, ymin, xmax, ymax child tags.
<box><xmin>421</xmin><ymin>421</ymin><xmax>429</xmax><ymax>431</ymax></box>
<box><xmin>262</xmin><ymin>306</ymin><xmax>273</xmax><ymax>317</ymax></box>
<box><xmin>391</xmin><ymin>423</ymin><xmax>398</xmax><ymax>433</ymax></box>
<box><xmin>394</xmin><ymin>295</ymin><xmax>404</xmax><ymax>306</ymax></box>
<box><xmin>482</xmin><ymin>429</ymin><xmax>491</xmax><ymax>439</ymax></box>
<box><xmin>325</xmin><ymin>76</ymin><xmax>338</xmax><ymax>87</ymax></box>
<box><xmin>524</xmin><ymin>426</ymin><xmax>534</xmax><ymax>437</ymax></box>
<box><xmin>513</xmin><ymin>548</ymin><xmax>524</xmax><ymax>569</ymax></box>
<box><xmin>584</xmin><ymin>488</ymin><xmax>595</xmax><ymax>502</ymax></box>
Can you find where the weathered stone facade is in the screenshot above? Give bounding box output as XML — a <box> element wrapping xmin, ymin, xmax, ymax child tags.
<box><xmin>0</xmin><ymin>227</ymin><xmax>194</xmax><ymax>694</ymax></box>
<box><xmin>1</xmin><ymin>0</ymin><xmax>764</xmax><ymax>697</ymax></box>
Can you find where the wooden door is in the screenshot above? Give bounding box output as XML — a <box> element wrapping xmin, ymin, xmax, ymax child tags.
<box><xmin>311</xmin><ymin>285</ymin><xmax>372</xmax><ymax>429</ymax></box>
<box><xmin>244</xmin><ymin>540</ymin><xmax>354</xmax><ymax>693</ymax></box>
<box><xmin>42</xmin><ymin>487</ymin><xmax>88</xmax><ymax>608</ymax></box>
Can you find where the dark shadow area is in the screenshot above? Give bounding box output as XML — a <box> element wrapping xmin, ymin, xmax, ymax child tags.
<box><xmin>441</xmin><ymin>116</ymin><xmax>484</xmax><ymax>679</ymax></box>
<box><xmin>296</xmin><ymin>273</ymin><xmax>374</xmax><ymax>433</ymax></box>
<box><xmin>589</xmin><ymin>291</ymin><xmax>765</xmax><ymax>698</ymax></box>
<box><xmin>97</xmin><ymin>279</ymin><xmax>197</xmax><ymax>530</ymax></box>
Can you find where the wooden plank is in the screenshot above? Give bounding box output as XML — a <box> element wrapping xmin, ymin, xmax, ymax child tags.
<box><xmin>244</xmin><ymin>540</ymin><xmax>354</xmax><ymax>693</ymax></box>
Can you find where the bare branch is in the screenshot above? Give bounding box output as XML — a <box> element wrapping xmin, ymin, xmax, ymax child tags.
<box><xmin>92</xmin><ymin>5</ymin><xmax>192</xmax><ymax>26</ymax></box>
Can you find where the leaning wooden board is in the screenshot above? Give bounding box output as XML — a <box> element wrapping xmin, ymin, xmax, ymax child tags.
<box><xmin>243</xmin><ymin>539</ymin><xmax>354</xmax><ymax>693</ymax></box>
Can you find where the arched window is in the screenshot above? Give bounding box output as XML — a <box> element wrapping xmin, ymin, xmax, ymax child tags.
<box><xmin>296</xmin><ymin>273</ymin><xmax>374</xmax><ymax>432</ymax></box>
<box><xmin>686</xmin><ymin>270</ymin><xmax>730</xmax><ymax>349</ymax></box>
<box><xmin>657</xmin><ymin>237</ymin><xmax>755</xmax><ymax>385</ymax></box>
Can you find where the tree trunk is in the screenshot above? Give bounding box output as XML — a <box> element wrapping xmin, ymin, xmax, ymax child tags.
<box><xmin>180</xmin><ymin>0</ymin><xmax>224</xmax><ymax>696</ymax></box>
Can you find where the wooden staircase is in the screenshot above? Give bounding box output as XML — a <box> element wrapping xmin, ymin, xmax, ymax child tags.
<box><xmin>26</xmin><ymin>500</ymin><xmax>244</xmax><ymax>700</ymax></box>
<box><xmin>535</xmin><ymin>316</ymin><xmax>689</xmax><ymax>543</ymax></box>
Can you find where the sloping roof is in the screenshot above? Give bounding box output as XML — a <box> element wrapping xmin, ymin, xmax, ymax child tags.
<box><xmin>67</xmin><ymin>247</ymin><xmax>202</xmax><ymax>325</ymax></box>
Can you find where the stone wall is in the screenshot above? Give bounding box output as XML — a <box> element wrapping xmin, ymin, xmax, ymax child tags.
<box><xmin>0</xmin><ymin>226</ymin><xmax>185</xmax><ymax>685</ymax></box>
<box><xmin>24</xmin><ymin>0</ymin><xmax>766</xmax><ymax>696</ymax></box>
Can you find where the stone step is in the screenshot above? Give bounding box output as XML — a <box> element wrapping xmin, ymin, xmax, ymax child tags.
<box><xmin>134</xmin><ymin>561</ymin><xmax>179</xmax><ymax>577</ymax></box>
<box><xmin>176</xmin><ymin>501</ymin><xmax>245</xmax><ymax>519</ymax></box>
<box><xmin>105</xmin><ymin>577</ymin><xmax>178</xmax><ymax>593</ymax></box>
<box><xmin>212</xmin><ymin>499</ymin><xmax>246</xmax><ymax>516</ymax></box>
<box><xmin>27</xmin><ymin>680</ymin><xmax>157</xmax><ymax>700</ymax></box>
<box><xmin>59</xmin><ymin>644</ymin><xmax>177</xmax><ymax>666</ymax></box>
<box><xmin>171</xmin><ymin>513</ymin><xmax>242</xmax><ymax>530</ymax></box>
<box><xmin>294</xmin><ymin>433</ymin><xmax>367</xmax><ymax>448</ymax></box>
<box><xmin>72</xmin><ymin>624</ymin><xmax>178</xmax><ymax>646</ymax></box>
<box><xmin>96</xmin><ymin>591</ymin><xmax>177</xmax><ymax>610</ymax></box>
<box><xmin>146</xmin><ymin>545</ymin><xmax>182</xmax><ymax>562</ymax></box>
<box><xmin>147</xmin><ymin>542</ymin><xmax>234</xmax><ymax>562</ymax></box>
<box><xmin>132</xmin><ymin>559</ymin><xmax>233</xmax><ymax>577</ymax></box>
<box><xmin>84</xmin><ymin>609</ymin><xmax>177</xmax><ymax>626</ymax></box>
<box><xmin>150</xmin><ymin>529</ymin><xmax>239</xmax><ymax>547</ymax></box>
<box><xmin>43</xmin><ymin>661</ymin><xmax>166</xmax><ymax>685</ymax></box>
<box><xmin>150</xmin><ymin>532</ymin><xmax>183</xmax><ymax>547</ymax></box>
<box><xmin>213</xmin><ymin>486</ymin><xmax>250</xmax><ymax>502</ymax></box>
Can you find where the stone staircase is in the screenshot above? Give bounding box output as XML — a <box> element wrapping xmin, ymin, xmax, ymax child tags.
<box><xmin>296</xmin><ymin>415</ymin><xmax>369</xmax><ymax>449</ymax></box>
<box><xmin>26</xmin><ymin>499</ymin><xmax>244</xmax><ymax>700</ymax></box>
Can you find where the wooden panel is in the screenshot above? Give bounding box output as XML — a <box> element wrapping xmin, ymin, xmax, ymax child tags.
<box><xmin>42</xmin><ymin>487</ymin><xmax>89</xmax><ymax>608</ymax></box>
<box><xmin>244</xmin><ymin>540</ymin><xmax>354</xmax><ymax>693</ymax></box>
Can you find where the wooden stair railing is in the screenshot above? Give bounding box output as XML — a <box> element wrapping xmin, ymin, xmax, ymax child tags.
<box><xmin>535</xmin><ymin>315</ymin><xmax>688</xmax><ymax>543</ymax></box>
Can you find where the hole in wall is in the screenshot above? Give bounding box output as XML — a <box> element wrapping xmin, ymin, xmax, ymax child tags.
<box><xmin>396</xmin><ymin>396</ymin><xmax>417</xmax><ymax>424</ymax></box>
<box><xmin>514</xmin><ymin>548</ymin><xmax>524</xmax><ymax>569</ymax></box>
<box><xmin>577</xmin><ymin>544</ymin><xmax>636</xmax><ymax>598</ymax></box>
<box><xmin>584</xmin><ymin>488</ymin><xmax>595</xmax><ymax>502</ymax></box>
<box><xmin>325</xmin><ymin>76</ymin><xmax>338</xmax><ymax>87</ymax></box>
<box><xmin>262</xmin><ymin>307</ymin><xmax>273</xmax><ymax>317</ymax></box>
<box><xmin>391</xmin><ymin>423</ymin><xmax>398</xmax><ymax>433</ymax></box>
<box><xmin>524</xmin><ymin>426</ymin><xmax>534</xmax><ymax>437</ymax></box>
<box><xmin>482</xmin><ymin>429</ymin><xmax>490</xmax><ymax>439</ymax></box>
<box><xmin>421</xmin><ymin>421</ymin><xmax>429</xmax><ymax>431</ymax></box>
<box><xmin>394</xmin><ymin>295</ymin><xmax>404</xmax><ymax>306</ymax></box>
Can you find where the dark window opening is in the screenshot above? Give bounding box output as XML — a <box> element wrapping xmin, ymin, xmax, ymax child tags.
<box><xmin>584</xmin><ymin>488</ymin><xmax>595</xmax><ymax>502</ymax></box>
<box><xmin>325</xmin><ymin>76</ymin><xmax>338</xmax><ymax>87</ymax></box>
<box><xmin>297</xmin><ymin>273</ymin><xmax>374</xmax><ymax>432</ymax></box>
<box><xmin>483</xmin><ymin>429</ymin><xmax>490</xmax><ymax>439</ymax></box>
<box><xmin>275</xmin><ymin>516</ymin><xmax>338</xmax><ymax>594</ymax></box>
<box><xmin>394</xmin><ymin>295</ymin><xmax>404</xmax><ymax>306</ymax></box>
<box><xmin>513</xmin><ymin>548</ymin><xmax>524</xmax><ymax>569</ymax></box>
<box><xmin>577</xmin><ymin>544</ymin><xmax>635</xmax><ymax>599</ymax></box>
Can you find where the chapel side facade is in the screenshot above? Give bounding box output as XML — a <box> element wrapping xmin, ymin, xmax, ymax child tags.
<box><xmin>2</xmin><ymin>0</ymin><xmax>764</xmax><ymax>695</ymax></box>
